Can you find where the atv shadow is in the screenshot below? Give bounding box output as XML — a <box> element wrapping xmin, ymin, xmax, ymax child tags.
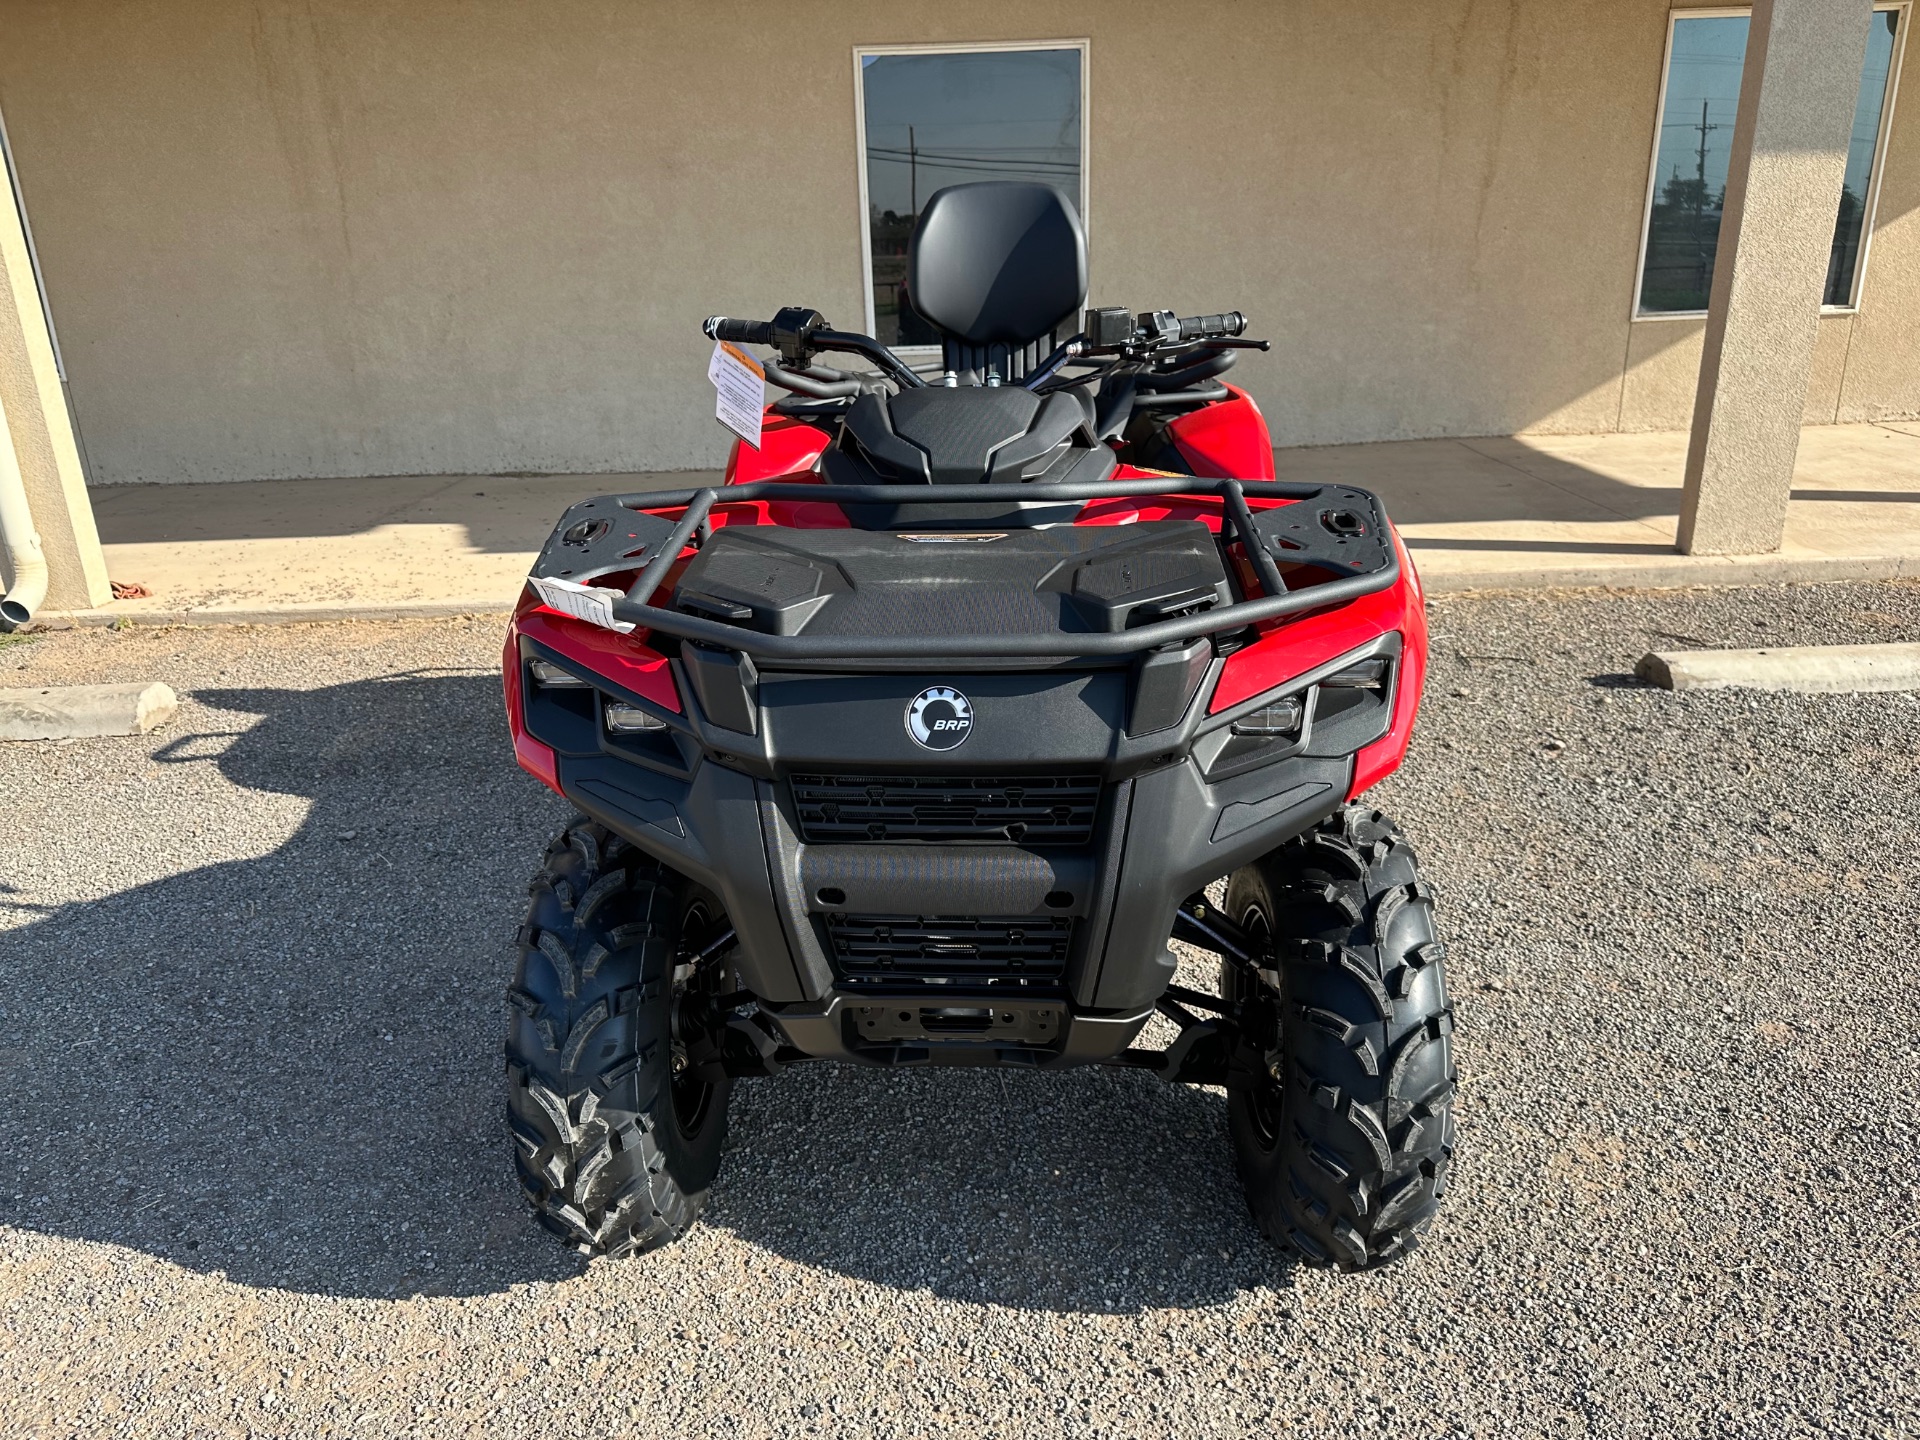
<box><xmin>0</xmin><ymin>673</ymin><xmax>587</xmax><ymax>1298</ymax></box>
<box><xmin>712</xmin><ymin>1062</ymin><xmax>1298</xmax><ymax>1313</ymax></box>
<box><xmin>0</xmin><ymin>670</ymin><xmax>1291</xmax><ymax>1310</ymax></box>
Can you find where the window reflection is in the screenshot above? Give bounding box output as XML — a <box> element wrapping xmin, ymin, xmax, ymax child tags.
<box><xmin>1638</xmin><ymin>9</ymin><xmax>1902</xmax><ymax>316</ymax></box>
<box><xmin>1827</xmin><ymin>10</ymin><xmax>1901</xmax><ymax>306</ymax></box>
<box><xmin>1640</xmin><ymin>15</ymin><xmax>1748</xmax><ymax>314</ymax></box>
<box><xmin>860</xmin><ymin>48</ymin><xmax>1083</xmax><ymax>345</ymax></box>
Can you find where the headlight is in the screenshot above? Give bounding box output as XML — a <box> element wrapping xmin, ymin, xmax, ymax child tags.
<box><xmin>528</xmin><ymin>659</ymin><xmax>588</xmax><ymax>689</ymax></box>
<box><xmin>1321</xmin><ymin>656</ymin><xmax>1389</xmax><ymax>690</ymax></box>
<box><xmin>1231</xmin><ymin>695</ymin><xmax>1304</xmax><ymax>737</ymax></box>
<box><xmin>605</xmin><ymin>701</ymin><xmax>668</xmax><ymax>734</ymax></box>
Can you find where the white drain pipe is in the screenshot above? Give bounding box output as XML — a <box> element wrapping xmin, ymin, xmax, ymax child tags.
<box><xmin>0</xmin><ymin>385</ymin><xmax>47</xmax><ymax>629</ymax></box>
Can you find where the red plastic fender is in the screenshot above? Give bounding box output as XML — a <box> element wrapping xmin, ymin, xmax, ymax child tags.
<box><xmin>1165</xmin><ymin>385</ymin><xmax>1276</xmax><ymax>481</ymax></box>
<box><xmin>726</xmin><ymin>413</ymin><xmax>831</xmax><ymax>484</ymax></box>
<box><xmin>1207</xmin><ymin>526</ymin><xmax>1427</xmax><ymax>798</ymax></box>
<box><xmin>1347</xmin><ymin>529</ymin><xmax>1427</xmax><ymax>799</ymax></box>
<box><xmin>514</xmin><ymin>603</ymin><xmax>681</xmax><ymax>714</ymax></box>
<box><xmin>725</xmin><ymin>411</ymin><xmax>848</xmax><ymax>528</ymax></box>
<box><xmin>501</xmin><ymin>622</ymin><xmax>561</xmax><ymax>796</ymax></box>
<box><xmin>502</xmin><ymin>592</ymin><xmax>685</xmax><ymax>793</ymax></box>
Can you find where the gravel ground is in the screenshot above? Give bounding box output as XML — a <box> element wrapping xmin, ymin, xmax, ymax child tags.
<box><xmin>1</xmin><ymin>581</ymin><xmax>1917</xmax><ymax>1439</ymax></box>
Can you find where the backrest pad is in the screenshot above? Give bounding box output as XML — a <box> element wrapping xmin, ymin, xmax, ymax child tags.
<box><xmin>904</xmin><ymin>183</ymin><xmax>1089</xmax><ymax>354</ymax></box>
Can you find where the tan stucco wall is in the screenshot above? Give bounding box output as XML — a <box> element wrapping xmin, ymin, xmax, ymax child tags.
<box><xmin>0</xmin><ymin>0</ymin><xmax>1914</xmax><ymax>484</ymax></box>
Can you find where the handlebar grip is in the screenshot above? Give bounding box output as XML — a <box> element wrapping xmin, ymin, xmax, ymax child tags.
<box><xmin>1177</xmin><ymin>312</ymin><xmax>1248</xmax><ymax>341</ymax></box>
<box><xmin>704</xmin><ymin>316</ymin><xmax>774</xmax><ymax>346</ymax></box>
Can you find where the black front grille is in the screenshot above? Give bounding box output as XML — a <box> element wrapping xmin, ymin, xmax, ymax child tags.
<box><xmin>791</xmin><ymin>772</ymin><xmax>1101</xmax><ymax>845</ymax></box>
<box><xmin>826</xmin><ymin>914</ymin><xmax>1073</xmax><ymax>988</ymax></box>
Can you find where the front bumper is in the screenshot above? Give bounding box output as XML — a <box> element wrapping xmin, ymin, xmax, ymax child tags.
<box><xmin>508</xmin><ymin>618</ymin><xmax>1404</xmax><ymax>1067</ymax></box>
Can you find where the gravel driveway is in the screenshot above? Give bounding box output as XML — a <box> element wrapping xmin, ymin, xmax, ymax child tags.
<box><xmin>2</xmin><ymin>580</ymin><xmax>1917</xmax><ymax>1439</ymax></box>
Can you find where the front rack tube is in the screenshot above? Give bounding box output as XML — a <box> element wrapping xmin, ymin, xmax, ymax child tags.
<box><xmin>603</xmin><ymin>477</ymin><xmax>1399</xmax><ymax>661</ymax></box>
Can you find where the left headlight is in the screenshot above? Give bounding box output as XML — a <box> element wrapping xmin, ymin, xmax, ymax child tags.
<box><xmin>605</xmin><ymin>701</ymin><xmax>668</xmax><ymax>734</ymax></box>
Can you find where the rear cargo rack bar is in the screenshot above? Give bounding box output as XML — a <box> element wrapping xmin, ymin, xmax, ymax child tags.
<box><xmin>603</xmin><ymin>478</ymin><xmax>1398</xmax><ymax>660</ymax></box>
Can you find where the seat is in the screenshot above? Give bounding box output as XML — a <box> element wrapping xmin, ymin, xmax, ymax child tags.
<box><xmin>819</xmin><ymin>182</ymin><xmax>1109</xmax><ymax>520</ymax></box>
<box><xmin>905</xmin><ymin>182</ymin><xmax>1088</xmax><ymax>383</ymax></box>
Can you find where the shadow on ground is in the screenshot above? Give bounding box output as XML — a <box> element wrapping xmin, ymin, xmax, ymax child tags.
<box><xmin>1274</xmin><ymin>436</ymin><xmax>1686</xmax><ymax>531</ymax></box>
<box><xmin>89</xmin><ymin>471</ymin><xmax>718</xmax><ymax>552</ymax></box>
<box><xmin>0</xmin><ymin>675</ymin><xmax>582</xmax><ymax>1298</ymax></box>
<box><xmin>1403</xmin><ymin>537</ymin><xmax>1674</xmax><ymax>555</ymax></box>
<box><xmin>0</xmin><ymin>672</ymin><xmax>1280</xmax><ymax>1310</ymax></box>
<box><xmin>708</xmin><ymin>1059</ymin><xmax>1294</xmax><ymax>1313</ymax></box>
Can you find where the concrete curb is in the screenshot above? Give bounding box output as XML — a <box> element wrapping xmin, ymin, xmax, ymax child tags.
<box><xmin>35</xmin><ymin>600</ymin><xmax>516</xmax><ymax>628</ymax></box>
<box><xmin>0</xmin><ymin>681</ymin><xmax>180</xmax><ymax>740</ymax></box>
<box><xmin>1416</xmin><ymin>549</ymin><xmax>1913</xmax><ymax>595</ymax></box>
<box><xmin>1637</xmin><ymin>642</ymin><xmax>1920</xmax><ymax>693</ymax></box>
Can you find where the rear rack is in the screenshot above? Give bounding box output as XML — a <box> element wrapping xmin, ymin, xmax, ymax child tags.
<box><xmin>579</xmin><ymin>477</ymin><xmax>1399</xmax><ymax>661</ymax></box>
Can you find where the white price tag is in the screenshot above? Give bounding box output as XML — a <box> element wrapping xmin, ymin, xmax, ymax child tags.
<box><xmin>529</xmin><ymin>575</ymin><xmax>636</xmax><ymax>634</ymax></box>
<box><xmin>708</xmin><ymin>339</ymin><xmax>765</xmax><ymax>450</ymax></box>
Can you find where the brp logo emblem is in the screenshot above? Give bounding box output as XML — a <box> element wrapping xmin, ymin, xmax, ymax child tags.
<box><xmin>905</xmin><ymin>686</ymin><xmax>973</xmax><ymax>751</ymax></box>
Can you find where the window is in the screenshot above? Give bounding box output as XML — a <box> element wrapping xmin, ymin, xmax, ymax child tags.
<box><xmin>1634</xmin><ymin>5</ymin><xmax>1906</xmax><ymax>317</ymax></box>
<box><xmin>1830</xmin><ymin>8</ymin><xmax>1905</xmax><ymax>305</ymax></box>
<box><xmin>855</xmin><ymin>42</ymin><xmax>1087</xmax><ymax>345</ymax></box>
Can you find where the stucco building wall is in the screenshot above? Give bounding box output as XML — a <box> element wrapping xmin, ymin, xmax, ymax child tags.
<box><xmin>0</xmin><ymin>0</ymin><xmax>1913</xmax><ymax>485</ymax></box>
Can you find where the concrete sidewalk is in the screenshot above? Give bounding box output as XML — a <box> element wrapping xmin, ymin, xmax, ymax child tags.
<box><xmin>61</xmin><ymin>421</ymin><xmax>1920</xmax><ymax>623</ymax></box>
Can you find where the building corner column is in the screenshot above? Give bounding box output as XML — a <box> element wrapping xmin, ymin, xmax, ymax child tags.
<box><xmin>0</xmin><ymin>176</ymin><xmax>110</xmax><ymax>612</ymax></box>
<box><xmin>1678</xmin><ymin>0</ymin><xmax>1874</xmax><ymax>556</ymax></box>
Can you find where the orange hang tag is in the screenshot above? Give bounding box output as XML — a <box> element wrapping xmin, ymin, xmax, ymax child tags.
<box><xmin>707</xmin><ymin>340</ymin><xmax>765</xmax><ymax>449</ymax></box>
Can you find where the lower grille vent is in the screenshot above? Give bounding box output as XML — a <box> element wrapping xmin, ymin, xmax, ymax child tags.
<box><xmin>826</xmin><ymin>914</ymin><xmax>1073</xmax><ymax>988</ymax></box>
<box><xmin>791</xmin><ymin>772</ymin><xmax>1101</xmax><ymax>845</ymax></box>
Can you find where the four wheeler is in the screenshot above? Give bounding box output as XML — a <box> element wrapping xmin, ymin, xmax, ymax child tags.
<box><xmin>501</xmin><ymin>181</ymin><xmax>1454</xmax><ymax>1269</ymax></box>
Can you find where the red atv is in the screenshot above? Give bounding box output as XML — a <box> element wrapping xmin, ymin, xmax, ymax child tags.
<box><xmin>502</xmin><ymin>182</ymin><xmax>1453</xmax><ymax>1270</ymax></box>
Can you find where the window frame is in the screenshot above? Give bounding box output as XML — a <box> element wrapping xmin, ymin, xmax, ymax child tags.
<box><xmin>850</xmin><ymin>38</ymin><xmax>1091</xmax><ymax>349</ymax></box>
<box><xmin>1630</xmin><ymin>2</ymin><xmax>1910</xmax><ymax>322</ymax></box>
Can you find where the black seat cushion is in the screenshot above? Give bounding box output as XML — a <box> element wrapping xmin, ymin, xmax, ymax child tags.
<box><xmin>828</xmin><ymin>387</ymin><xmax>1110</xmax><ymax>488</ymax></box>
<box><xmin>905</xmin><ymin>183</ymin><xmax>1088</xmax><ymax>348</ymax></box>
<box><xmin>887</xmin><ymin>386</ymin><xmax>1040</xmax><ymax>485</ymax></box>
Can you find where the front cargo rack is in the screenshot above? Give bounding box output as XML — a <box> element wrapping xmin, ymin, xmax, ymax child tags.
<box><xmin>535</xmin><ymin>477</ymin><xmax>1400</xmax><ymax>661</ymax></box>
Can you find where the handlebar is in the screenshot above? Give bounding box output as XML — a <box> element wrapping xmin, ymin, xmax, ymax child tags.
<box><xmin>707</xmin><ymin>307</ymin><xmax>1254</xmax><ymax>404</ymax></box>
<box><xmin>1027</xmin><ymin>307</ymin><xmax>1261</xmax><ymax>391</ymax></box>
<box><xmin>1080</xmin><ymin>306</ymin><xmax>1253</xmax><ymax>354</ymax></box>
<box><xmin>1178</xmin><ymin>311</ymin><xmax>1247</xmax><ymax>342</ymax></box>
<box><xmin>704</xmin><ymin>316</ymin><xmax>773</xmax><ymax>347</ymax></box>
<box><xmin>702</xmin><ymin>310</ymin><xmax>923</xmax><ymax>389</ymax></box>
<box><xmin>1139</xmin><ymin>348</ymin><xmax>1237</xmax><ymax>391</ymax></box>
<box><xmin>764</xmin><ymin>358</ymin><xmax>876</xmax><ymax>400</ymax></box>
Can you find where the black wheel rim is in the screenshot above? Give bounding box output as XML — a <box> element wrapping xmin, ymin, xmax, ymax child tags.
<box><xmin>1238</xmin><ymin>902</ymin><xmax>1285</xmax><ymax>1150</ymax></box>
<box><xmin>670</xmin><ymin>901</ymin><xmax>723</xmax><ymax>1140</ymax></box>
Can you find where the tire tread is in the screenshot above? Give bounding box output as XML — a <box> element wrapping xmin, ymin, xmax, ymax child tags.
<box><xmin>1226</xmin><ymin>805</ymin><xmax>1456</xmax><ymax>1271</ymax></box>
<box><xmin>504</xmin><ymin>819</ymin><xmax>728</xmax><ymax>1259</ymax></box>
